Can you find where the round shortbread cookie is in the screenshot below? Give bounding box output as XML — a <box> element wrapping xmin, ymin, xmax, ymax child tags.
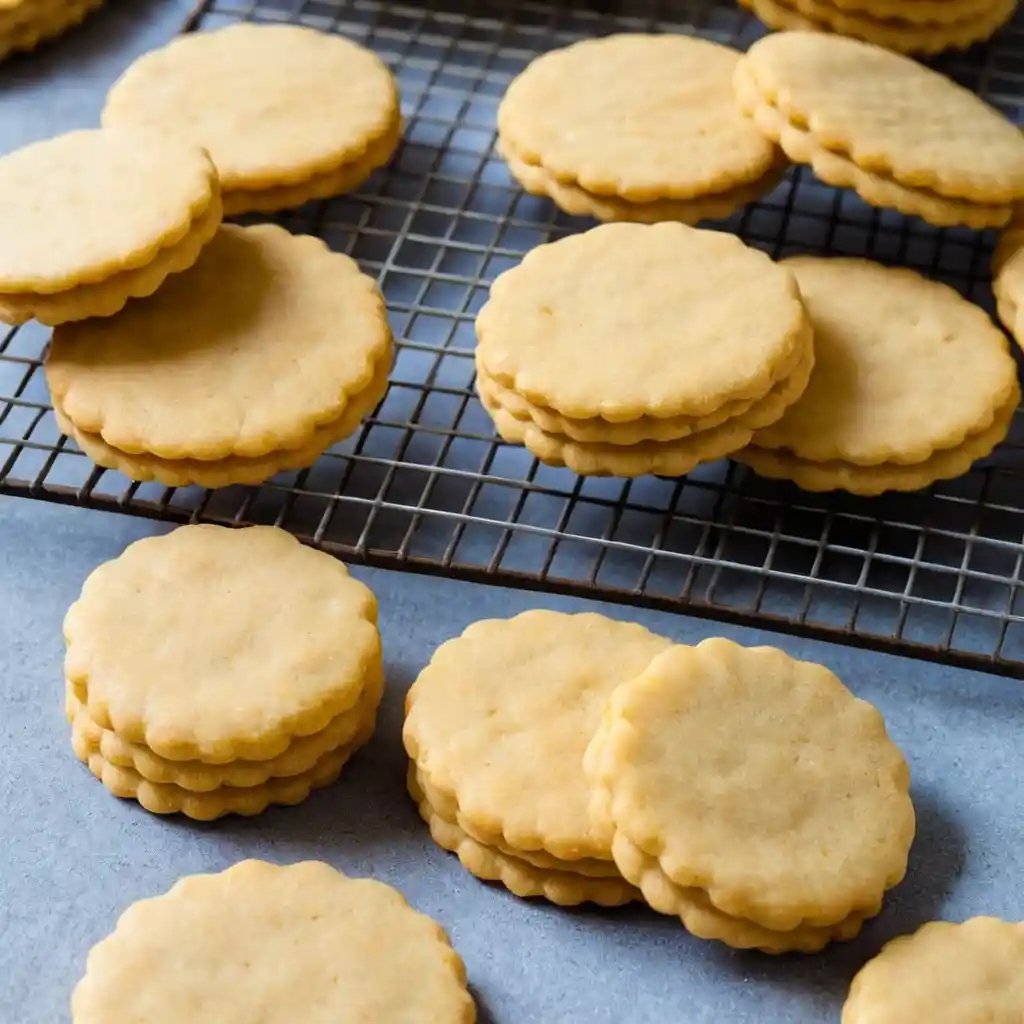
<box><xmin>748</xmin><ymin>257</ymin><xmax>1018</xmax><ymax>465</ymax></box>
<box><xmin>52</xmin><ymin>350</ymin><xmax>391</xmax><ymax>488</ymax></box>
<box><xmin>733</xmin><ymin>70</ymin><xmax>1010</xmax><ymax>229</ymax></box>
<box><xmin>64</xmin><ymin>525</ymin><xmax>381</xmax><ymax>763</ymax></box>
<box><xmin>842</xmin><ymin>918</ymin><xmax>1024</xmax><ymax>1023</ymax></box>
<box><xmin>65</xmin><ymin>667</ymin><xmax>382</xmax><ymax>793</ymax></box>
<box><xmin>103</xmin><ymin>24</ymin><xmax>400</xmax><ymax>194</ymax></box>
<box><xmin>739</xmin><ymin>32</ymin><xmax>1024</xmax><ymax>203</ymax></box>
<box><xmin>409</xmin><ymin>767</ymin><xmax>638</xmax><ymax>907</ymax></box>
<box><xmin>994</xmin><ymin>214</ymin><xmax>1024</xmax><ymax>345</ymax></box>
<box><xmin>46</xmin><ymin>224</ymin><xmax>392</xmax><ymax>462</ymax></box>
<box><xmin>403</xmin><ymin>610</ymin><xmax>670</xmax><ymax>863</ymax></box>
<box><xmin>71</xmin><ymin>861</ymin><xmax>475</xmax><ymax>1023</ymax></box>
<box><xmin>0</xmin><ymin>0</ymin><xmax>103</xmax><ymax>60</ymax></box>
<box><xmin>501</xmin><ymin>139</ymin><xmax>786</xmax><ymax>223</ymax></box>
<box><xmin>0</xmin><ymin>128</ymin><xmax>218</xmax><ymax>295</ymax></box>
<box><xmin>739</xmin><ymin>0</ymin><xmax>1015</xmax><ymax>54</ymax></box>
<box><xmin>807</xmin><ymin>0</ymin><xmax>1001</xmax><ymax>22</ymax></box>
<box><xmin>585</xmin><ymin>638</ymin><xmax>915</xmax><ymax>931</ymax></box>
<box><xmin>476</xmin><ymin>325</ymin><xmax>813</xmax><ymax>446</ymax></box>
<box><xmin>475</xmin><ymin>222</ymin><xmax>807</xmax><ymax>422</ymax></box>
<box><xmin>735</xmin><ymin>387</ymin><xmax>1019</xmax><ymax>494</ymax></box>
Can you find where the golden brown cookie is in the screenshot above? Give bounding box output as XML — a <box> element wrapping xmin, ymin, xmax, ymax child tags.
<box><xmin>0</xmin><ymin>0</ymin><xmax>103</xmax><ymax>61</ymax></box>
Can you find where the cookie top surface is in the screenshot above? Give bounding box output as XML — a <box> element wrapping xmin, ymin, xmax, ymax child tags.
<box><xmin>63</xmin><ymin>525</ymin><xmax>380</xmax><ymax>762</ymax></box>
<box><xmin>498</xmin><ymin>34</ymin><xmax>778</xmax><ymax>200</ymax></box>
<box><xmin>590</xmin><ymin>638</ymin><xmax>915</xmax><ymax>929</ymax></box>
<box><xmin>752</xmin><ymin>257</ymin><xmax>1018</xmax><ymax>464</ymax></box>
<box><xmin>842</xmin><ymin>918</ymin><xmax>1024</xmax><ymax>1023</ymax></box>
<box><xmin>475</xmin><ymin>223</ymin><xmax>806</xmax><ymax>421</ymax></box>
<box><xmin>741</xmin><ymin>32</ymin><xmax>1024</xmax><ymax>203</ymax></box>
<box><xmin>71</xmin><ymin>860</ymin><xmax>475</xmax><ymax>1024</ymax></box>
<box><xmin>403</xmin><ymin>610</ymin><xmax>670</xmax><ymax>859</ymax></box>
<box><xmin>103</xmin><ymin>24</ymin><xmax>399</xmax><ymax>190</ymax></box>
<box><xmin>46</xmin><ymin>224</ymin><xmax>391</xmax><ymax>461</ymax></box>
<box><xmin>0</xmin><ymin>128</ymin><xmax>216</xmax><ymax>293</ymax></box>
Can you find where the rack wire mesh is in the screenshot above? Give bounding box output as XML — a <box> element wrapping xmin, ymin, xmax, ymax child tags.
<box><xmin>3</xmin><ymin>0</ymin><xmax>1024</xmax><ymax>674</ymax></box>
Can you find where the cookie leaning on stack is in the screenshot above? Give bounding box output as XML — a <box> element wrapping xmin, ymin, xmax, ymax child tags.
<box><xmin>733</xmin><ymin>257</ymin><xmax>1020</xmax><ymax>494</ymax></box>
<box><xmin>0</xmin><ymin>0</ymin><xmax>103</xmax><ymax>61</ymax></box>
<box><xmin>586</xmin><ymin>638</ymin><xmax>916</xmax><ymax>953</ymax></box>
<box><xmin>103</xmin><ymin>24</ymin><xmax>401</xmax><ymax>215</ymax></box>
<box><xmin>498</xmin><ymin>34</ymin><xmax>786</xmax><ymax>223</ymax></box>
<box><xmin>0</xmin><ymin>128</ymin><xmax>221</xmax><ymax>325</ymax></box>
<box><xmin>475</xmin><ymin>222</ymin><xmax>812</xmax><ymax>477</ymax></box>
<box><xmin>71</xmin><ymin>861</ymin><xmax>476</xmax><ymax>1024</ymax></box>
<box><xmin>45</xmin><ymin>224</ymin><xmax>392</xmax><ymax>488</ymax></box>
<box><xmin>403</xmin><ymin>611</ymin><xmax>671</xmax><ymax>906</ymax></box>
<box><xmin>734</xmin><ymin>32</ymin><xmax>1024</xmax><ymax>228</ymax></box>
<box><xmin>63</xmin><ymin>525</ymin><xmax>382</xmax><ymax>820</ymax></box>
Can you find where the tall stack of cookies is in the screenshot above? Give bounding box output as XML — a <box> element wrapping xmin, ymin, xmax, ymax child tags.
<box><xmin>0</xmin><ymin>0</ymin><xmax>103</xmax><ymax>61</ymax></box>
<box><xmin>63</xmin><ymin>525</ymin><xmax>383</xmax><ymax>820</ymax></box>
<box><xmin>475</xmin><ymin>222</ymin><xmax>812</xmax><ymax>477</ymax></box>
<box><xmin>498</xmin><ymin>34</ymin><xmax>785</xmax><ymax>224</ymax></box>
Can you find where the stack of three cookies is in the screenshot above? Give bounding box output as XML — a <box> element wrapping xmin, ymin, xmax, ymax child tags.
<box><xmin>404</xmin><ymin>611</ymin><xmax>916</xmax><ymax>954</ymax></box>
<box><xmin>475</xmin><ymin>222</ymin><xmax>813</xmax><ymax>477</ymax></box>
<box><xmin>63</xmin><ymin>525</ymin><xmax>383</xmax><ymax>821</ymax></box>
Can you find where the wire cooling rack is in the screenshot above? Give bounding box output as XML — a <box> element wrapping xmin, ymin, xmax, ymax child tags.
<box><xmin>3</xmin><ymin>1</ymin><xmax>1024</xmax><ymax>675</ymax></box>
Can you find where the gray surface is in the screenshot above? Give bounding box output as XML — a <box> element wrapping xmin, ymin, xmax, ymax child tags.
<box><xmin>1</xmin><ymin>5</ymin><xmax>1023</xmax><ymax>1022</ymax></box>
<box><xmin>2</xmin><ymin>495</ymin><xmax>1023</xmax><ymax>1024</ymax></box>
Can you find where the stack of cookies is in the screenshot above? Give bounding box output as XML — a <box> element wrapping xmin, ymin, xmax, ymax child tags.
<box><xmin>739</xmin><ymin>0</ymin><xmax>1014</xmax><ymax>54</ymax></box>
<box><xmin>0</xmin><ymin>0</ymin><xmax>103</xmax><ymax>61</ymax></box>
<box><xmin>63</xmin><ymin>525</ymin><xmax>383</xmax><ymax>821</ymax></box>
<box><xmin>45</xmin><ymin>224</ymin><xmax>393</xmax><ymax>488</ymax></box>
<box><xmin>475</xmin><ymin>222</ymin><xmax>812</xmax><ymax>477</ymax></box>
<box><xmin>498</xmin><ymin>34</ymin><xmax>785</xmax><ymax>224</ymax></box>
<box><xmin>103</xmin><ymin>23</ymin><xmax>401</xmax><ymax>215</ymax></box>
<box><xmin>0</xmin><ymin>128</ymin><xmax>222</xmax><ymax>325</ymax></box>
<box><xmin>734</xmin><ymin>32</ymin><xmax>1024</xmax><ymax>228</ymax></box>
<box><xmin>733</xmin><ymin>257</ymin><xmax>1020</xmax><ymax>494</ymax></box>
<box><xmin>585</xmin><ymin>637</ymin><xmax>916</xmax><ymax>953</ymax></box>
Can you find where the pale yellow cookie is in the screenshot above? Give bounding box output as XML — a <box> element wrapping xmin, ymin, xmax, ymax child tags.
<box><xmin>501</xmin><ymin>139</ymin><xmax>786</xmax><ymax>223</ymax></box>
<box><xmin>52</xmin><ymin>351</ymin><xmax>390</xmax><ymax>488</ymax></box>
<box><xmin>739</xmin><ymin>0</ymin><xmax>1015</xmax><ymax>54</ymax></box>
<box><xmin>733</xmin><ymin>71</ymin><xmax>1011</xmax><ymax>229</ymax></box>
<box><xmin>586</xmin><ymin>638</ymin><xmax>915</xmax><ymax>931</ymax></box>
<box><xmin>46</xmin><ymin>224</ymin><xmax>392</xmax><ymax>461</ymax></box>
<box><xmin>0</xmin><ymin>128</ymin><xmax>220</xmax><ymax>322</ymax></box>
<box><xmin>64</xmin><ymin>525</ymin><xmax>381</xmax><ymax>763</ymax></box>
<box><xmin>71</xmin><ymin>860</ymin><xmax>475</xmax><ymax>1023</ymax></box>
<box><xmin>65</xmin><ymin>668</ymin><xmax>382</xmax><ymax>792</ymax></box>
<box><xmin>103</xmin><ymin>24</ymin><xmax>400</xmax><ymax>211</ymax></box>
<box><xmin>738</xmin><ymin>32</ymin><xmax>1024</xmax><ymax>203</ymax></box>
<box><xmin>0</xmin><ymin>0</ymin><xmax>103</xmax><ymax>60</ymax></box>
<box><xmin>745</xmin><ymin>257</ymin><xmax>1018</xmax><ymax>465</ymax></box>
<box><xmin>498</xmin><ymin>35</ymin><xmax>778</xmax><ymax>202</ymax></box>
<box><xmin>403</xmin><ymin>610</ymin><xmax>670</xmax><ymax>863</ymax></box>
<box><xmin>476</xmin><ymin>325</ymin><xmax>813</xmax><ymax>446</ymax></box>
<box><xmin>994</xmin><ymin>211</ymin><xmax>1024</xmax><ymax>345</ymax></box>
<box><xmin>409</xmin><ymin>767</ymin><xmax>639</xmax><ymax>907</ymax></box>
<box><xmin>476</xmin><ymin>222</ymin><xmax>807</xmax><ymax>422</ymax></box>
<box><xmin>842</xmin><ymin>918</ymin><xmax>1024</xmax><ymax>1023</ymax></box>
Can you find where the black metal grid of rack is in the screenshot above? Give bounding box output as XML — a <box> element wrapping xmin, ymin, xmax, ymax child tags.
<box><xmin>4</xmin><ymin>0</ymin><xmax>1024</xmax><ymax>674</ymax></box>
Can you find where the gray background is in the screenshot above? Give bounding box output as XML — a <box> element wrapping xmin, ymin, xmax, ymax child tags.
<box><xmin>1</xmin><ymin>4</ymin><xmax>1023</xmax><ymax>1022</ymax></box>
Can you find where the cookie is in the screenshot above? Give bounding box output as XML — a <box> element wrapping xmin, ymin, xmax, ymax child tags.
<box><xmin>497</xmin><ymin>34</ymin><xmax>784</xmax><ymax>221</ymax></box>
<box><xmin>993</xmin><ymin>211</ymin><xmax>1024</xmax><ymax>344</ymax></box>
<box><xmin>739</xmin><ymin>0</ymin><xmax>1015</xmax><ymax>54</ymax></box>
<box><xmin>476</xmin><ymin>223</ymin><xmax>807</xmax><ymax>422</ymax></box>
<box><xmin>0</xmin><ymin>0</ymin><xmax>103</xmax><ymax>60</ymax></box>
<box><xmin>71</xmin><ymin>861</ymin><xmax>475</xmax><ymax>1023</ymax></box>
<box><xmin>842</xmin><ymin>918</ymin><xmax>1024</xmax><ymax>1022</ymax></box>
<box><xmin>64</xmin><ymin>525</ymin><xmax>382</xmax><ymax>763</ymax></box>
<box><xmin>586</xmin><ymin>638</ymin><xmax>915</xmax><ymax>931</ymax></box>
<box><xmin>0</xmin><ymin>128</ymin><xmax>221</xmax><ymax>324</ymax></box>
<box><xmin>409</xmin><ymin>767</ymin><xmax>639</xmax><ymax>907</ymax></box>
<box><xmin>737</xmin><ymin>33</ymin><xmax>1024</xmax><ymax>204</ymax></box>
<box><xmin>45</xmin><ymin>224</ymin><xmax>392</xmax><ymax>484</ymax></box>
<box><xmin>734</xmin><ymin>256</ymin><xmax>1019</xmax><ymax>492</ymax></box>
<box><xmin>810</xmin><ymin>0</ymin><xmax>999</xmax><ymax>22</ymax></box>
<box><xmin>733</xmin><ymin>68</ymin><xmax>1010</xmax><ymax>229</ymax></box>
<box><xmin>103</xmin><ymin>24</ymin><xmax>400</xmax><ymax>215</ymax></box>
<box><xmin>403</xmin><ymin>611</ymin><xmax>671</xmax><ymax>865</ymax></box>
